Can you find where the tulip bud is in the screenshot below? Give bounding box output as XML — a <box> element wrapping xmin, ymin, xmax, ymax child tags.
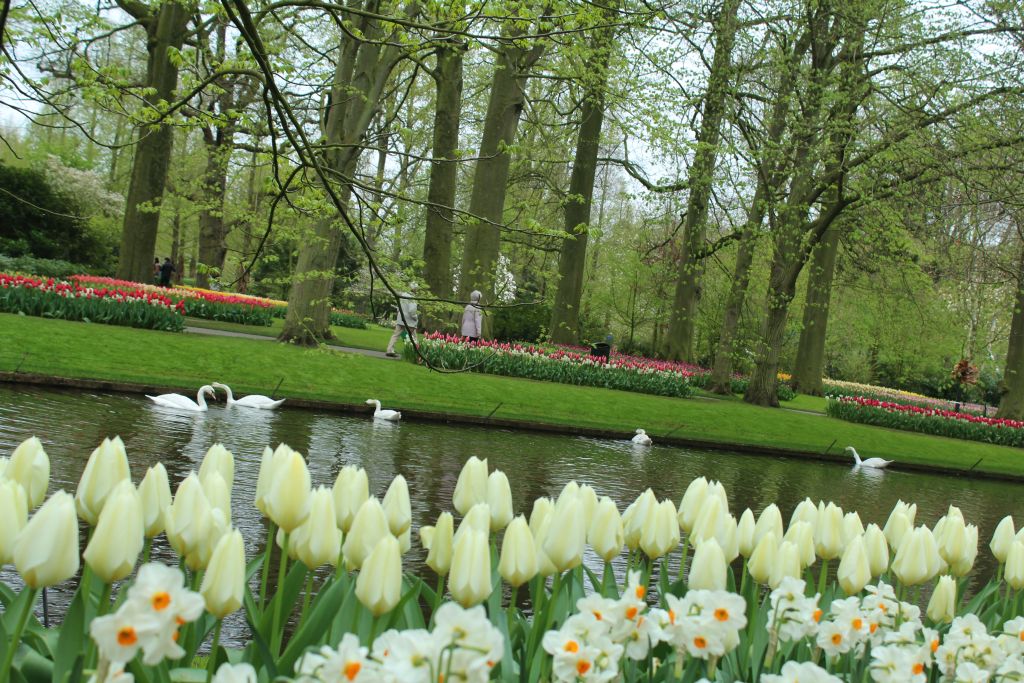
<box><xmin>625</xmin><ymin>489</ymin><xmax>656</xmax><ymax>551</ymax></box>
<box><xmin>201</xmin><ymin>529</ymin><xmax>245</xmax><ymax>618</ymax></box>
<box><xmin>528</xmin><ymin>497</ymin><xmax>553</xmax><ymax>539</ymax></box>
<box><xmin>770</xmin><ymin>541</ymin><xmax>803</xmax><ymax>589</ymax></box>
<box><xmin>534</xmin><ymin>521</ymin><xmax>558</xmax><ymax>578</ymax></box>
<box><xmin>936</xmin><ymin>514</ymin><xmax>968</xmax><ymax>568</ymax></box>
<box><xmin>138</xmin><ymin>463</ymin><xmax>171</xmax><ymax>538</ymax></box>
<box><xmin>748</xmin><ymin>531</ymin><xmax>777</xmax><ymax>585</ymax></box>
<box><xmin>75</xmin><ymin>436</ymin><xmax>130</xmax><ymax>524</ymax></box>
<box><xmin>883</xmin><ymin>511</ymin><xmax>912</xmax><ymax>551</ymax></box>
<box><xmin>266</xmin><ymin>450</ymin><xmax>311</xmax><ymax>533</ymax></box>
<box><xmin>754</xmin><ymin>504</ymin><xmax>783</xmax><ymax>547</ymax></box>
<box><xmin>719</xmin><ymin>514</ymin><xmax>740</xmax><ymax>562</ymax></box>
<box><xmin>688</xmin><ymin>538</ymin><xmax>727</xmax><ymax>591</ymax></box>
<box><xmin>1007</xmin><ymin>541</ymin><xmax>1024</xmax><ymax>589</ymax></box>
<box><xmin>842</xmin><ymin>512</ymin><xmax>864</xmax><ymax>546</ymax></box>
<box><xmin>199</xmin><ymin>444</ymin><xmax>234</xmax><ymax>489</ymax></box>
<box><xmin>837</xmin><ymin>535</ymin><xmax>870</xmax><ymax>595</ymax></box>
<box><xmin>677</xmin><ymin>477</ymin><xmax>708</xmax><ymax>532</ymax></box>
<box><xmin>863</xmin><ymin>523</ymin><xmax>889</xmax><ymax>577</ymax></box>
<box><xmin>951</xmin><ymin>525</ymin><xmax>978</xmax><ymax>577</ymax></box>
<box><xmin>191</xmin><ymin>508</ymin><xmax>229</xmax><ymax>571</ymax></box>
<box><xmin>398</xmin><ymin>527</ymin><xmax>411</xmax><ymax>555</ymax></box>
<box><xmin>892</xmin><ymin>526</ymin><xmax>942</xmax><ymax>586</ymax></box>
<box><xmin>343</xmin><ymin>498</ymin><xmax>390</xmax><ymax>570</ymax></box>
<box><xmin>927</xmin><ymin>575</ymin><xmax>957</xmax><ymax>624</ymax></box>
<box><xmin>83</xmin><ymin>480</ymin><xmax>144</xmax><ymax>583</ymax></box>
<box><xmin>165</xmin><ymin>473</ymin><xmax>213</xmax><ymax>562</ymax></box>
<box><xmin>293</xmin><ymin>487</ymin><xmax>342</xmax><ymax>569</ymax></box>
<box><xmin>420</xmin><ymin>525</ymin><xmax>435</xmax><ymax>551</ymax></box>
<box><xmin>737</xmin><ymin>509</ymin><xmax>756</xmax><ymax>558</ymax></box>
<box><xmin>641</xmin><ymin>499</ymin><xmax>680</xmax><ymax>560</ymax></box>
<box><xmin>543</xmin><ymin>496</ymin><xmax>586</xmax><ymax>572</ymax></box>
<box><xmin>557</xmin><ymin>480</ymin><xmax>580</xmax><ymax>507</ymax></box>
<box><xmin>14</xmin><ymin>490</ymin><xmax>80</xmax><ymax>588</ymax></box>
<box><xmin>382</xmin><ymin>475</ymin><xmax>412</xmax><ymax>537</ymax></box>
<box><xmin>426</xmin><ymin>512</ymin><xmax>454</xmax><ymax>576</ymax></box>
<box><xmin>202</xmin><ymin>471</ymin><xmax>232</xmax><ymax>526</ymax></box>
<box><xmin>814</xmin><ymin>502</ymin><xmax>844</xmax><ymax>561</ymax></box>
<box><xmin>7</xmin><ymin>437</ymin><xmax>49</xmax><ymax>509</ymax></box>
<box><xmin>456</xmin><ymin>503</ymin><xmax>491</xmax><ymax>543</ymax></box>
<box><xmin>577</xmin><ymin>484</ymin><xmax>598</xmax><ymax>527</ymax></box>
<box><xmin>487</xmin><ymin>471</ymin><xmax>514</xmax><ymax>531</ymax></box>
<box><xmin>254</xmin><ymin>447</ymin><xmax>276</xmax><ymax>516</ymax></box>
<box><xmin>356</xmin><ymin>536</ymin><xmax>402</xmax><ymax>616</ymax></box>
<box><xmin>0</xmin><ymin>456</ymin><xmax>6</xmax><ymax>478</ymax></box>
<box><xmin>789</xmin><ymin>498</ymin><xmax>818</xmax><ymax>532</ymax></box>
<box><xmin>991</xmin><ymin>516</ymin><xmax>1016</xmax><ymax>563</ymax></box>
<box><xmin>691</xmin><ymin>495</ymin><xmax>726</xmax><ymax>545</ymax></box>
<box><xmin>452</xmin><ymin>456</ymin><xmax>488</xmax><ymax>515</ymax></box>
<box><xmin>784</xmin><ymin>520</ymin><xmax>816</xmax><ymax>569</ymax></box>
<box><xmin>332</xmin><ymin>465</ymin><xmax>369</xmax><ymax>533</ymax></box>
<box><xmin>588</xmin><ymin>496</ymin><xmax>624</xmax><ymax>562</ymax></box>
<box><xmin>449</xmin><ymin>530</ymin><xmax>491</xmax><ymax>607</ymax></box>
<box><xmin>499</xmin><ymin>516</ymin><xmax>537</xmax><ymax>587</ymax></box>
<box><xmin>0</xmin><ymin>479</ymin><xmax>28</xmax><ymax>564</ymax></box>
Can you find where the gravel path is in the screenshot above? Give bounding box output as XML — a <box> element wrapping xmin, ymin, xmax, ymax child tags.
<box><xmin>184</xmin><ymin>325</ymin><xmax>396</xmax><ymax>360</ymax></box>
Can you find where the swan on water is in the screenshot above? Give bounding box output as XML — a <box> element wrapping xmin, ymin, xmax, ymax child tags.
<box><xmin>213</xmin><ymin>382</ymin><xmax>285</xmax><ymax>410</ymax></box>
<box><xmin>847</xmin><ymin>446</ymin><xmax>893</xmax><ymax>470</ymax></box>
<box><xmin>631</xmin><ymin>428</ymin><xmax>653</xmax><ymax>446</ymax></box>
<box><xmin>366</xmin><ymin>399</ymin><xmax>401</xmax><ymax>422</ymax></box>
<box><xmin>147</xmin><ymin>385</ymin><xmax>216</xmax><ymax>412</ymax></box>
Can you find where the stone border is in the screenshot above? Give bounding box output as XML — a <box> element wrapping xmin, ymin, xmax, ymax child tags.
<box><xmin>1</xmin><ymin>370</ymin><xmax>1020</xmax><ymax>484</ymax></box>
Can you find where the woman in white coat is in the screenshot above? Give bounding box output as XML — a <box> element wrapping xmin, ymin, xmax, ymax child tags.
<box><xmin>461</xmin><ymin>290</ymin><xmax>483</xmax><ymax>341</ymax></box>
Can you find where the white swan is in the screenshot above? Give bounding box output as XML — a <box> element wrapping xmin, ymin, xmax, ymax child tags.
<box><xmin>213</xmin><ymin>382</ymin><xmax>285</xmax><ymax>410</ymax></box>
<box><xmin>631</xmin><ymin>428</ymin><xmax>653</xmax><ymax>446</ymax></box>
<box><xmin>847</xmin><ymin>446</ymin><xmax>893</xmax><ymax>470</ymax></box>
<box><xmin>147</xmin><ymin>385</ymin><xmax>216</xmax><ymax>412</ymax></box>
<box><xmin>366</xmin><ymin>399</ymin><xmax>401</xmax><ymax>422</ymax></box>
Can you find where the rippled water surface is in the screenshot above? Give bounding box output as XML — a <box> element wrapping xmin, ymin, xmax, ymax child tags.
<box><xmin>1</xmin><ymin>384</ymin><xmax>1022</xmax><ymax>644</ymax></box>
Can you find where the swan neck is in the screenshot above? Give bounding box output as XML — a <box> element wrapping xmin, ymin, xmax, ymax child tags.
<box><xmin>197</xmin><ymin>391</ymin><xmax>207</xmax><ymax>409</ymax></box>
<box><xmin>223</xmin><ymin>385</ymin><xmax>234</xmax><ymax>402</ymax></box>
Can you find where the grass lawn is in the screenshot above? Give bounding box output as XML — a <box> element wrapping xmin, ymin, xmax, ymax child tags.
<box><xmin>1</xmin><ymin>313</ymin><xmax>1021</xmax><ymax>479</ymax></box>
<box><xmin>184</xmin><ymin>317</ymin><xmax>394</xmax><ymax>351</ymax></box>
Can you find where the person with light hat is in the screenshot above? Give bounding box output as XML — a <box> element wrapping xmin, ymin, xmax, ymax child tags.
<box><xmin>385</xmin><ymin>282</ymin><xmax>419</xmax><ymax>357</ymax></box>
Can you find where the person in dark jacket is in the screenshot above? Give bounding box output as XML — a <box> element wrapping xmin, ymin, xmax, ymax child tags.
<box><xmin>158</xmin><ymin>258</ymin><xmax>175</xmax><ymax>287</ymax></box>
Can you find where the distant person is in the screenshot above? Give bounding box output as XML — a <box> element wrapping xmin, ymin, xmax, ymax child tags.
<box><xmin>152</xmin><ymin>258</ymin><xmax>160</xmax><ymax>283</ymax></box>
<box><xmin>158</xmin><ymin>257</ymin><xmax>175</xmax><ymax>287</ymax></box>
<box><xmin>461</xmin><ymin>290</ymin><xmax>483</xmax><ymax>342</ymax></box>
<box><xmin>385</xmin><ymin>283</ymin><xmax>419</xmax><ymax>358</ymax></box>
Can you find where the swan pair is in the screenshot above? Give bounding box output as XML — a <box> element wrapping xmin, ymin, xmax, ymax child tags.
<box><xmin>846</xmin><ymin>446</ymin><xmax>893</xmax><ymax>470</ymax></box>
<box><xmin>632</xmin><ymin>428</ymin><xmax>652</xmax><ymax>446</ymax></box>
<box><xmin>147</xmin><ymin>382</ymin><xmax>285</xmax><ymax>412</ymax></box>
<box><xmin>366</xmin><ymin>399</ymin><xmax>401</xmax><ymax>422</ymax></box>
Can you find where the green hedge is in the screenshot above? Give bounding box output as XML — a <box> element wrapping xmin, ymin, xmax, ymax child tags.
<box><xmin>0</xmin><ymin>280</ymin><xmax>184</xmax><ymax>332</ymax></box>
<box><xmin>179</xmin><ymin>298</ymin><xmax>273</xmax><ymax>326</ymax></box>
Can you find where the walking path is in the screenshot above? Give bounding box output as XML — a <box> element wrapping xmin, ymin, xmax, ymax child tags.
<box><xmin>184</xmin><ymin>326</ymin><xmax>395</xmax><ymax>359</ymax></box>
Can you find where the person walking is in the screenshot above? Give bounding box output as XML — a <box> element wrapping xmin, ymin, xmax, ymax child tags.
<box><xmin>385</xmin><ymin>282</ymin><xmax>419</xmax><ymax>357</ymax></box>
<box><xmin>158</xmin><ymin>257</ymin><xmax>176</xmax><ymax>287</ymax></box>
<box><xmin>461</xmin><ymin>290</ymin><xmax>483</xmax><ymax>341</ymax></box>
<box><xmin>152</xmin><ymin>258</ymin><xmax>161</xmax><ymax>284</ymax></box>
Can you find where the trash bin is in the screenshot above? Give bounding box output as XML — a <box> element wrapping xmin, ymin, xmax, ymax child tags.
<box><xmin>590</xmin><ymin>342</ymin><xmax>611</xmax><ymax>362</ymax></box>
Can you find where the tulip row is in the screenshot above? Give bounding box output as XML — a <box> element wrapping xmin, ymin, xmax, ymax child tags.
<box><xmin>823</xmin><ymin>379</ymin><xmax>988</xmax><ymax>416</ymax></box>
<box><xmin>3</xmin><ymin>436</ymin><xmax>1024</xmax><ymax>683</ymax></box>
<box><xmin>409</xmin><ymin>333</ymin><xmax>696</xmax><ymax>398</ymax></box>
<box><xmin>826</xmin><ymin>395</ymin><xmax>1024</xmax><ymax>448</ymax></box>
<box><xmin>0</xmin><ymin>272</ymin><xmax>185</xmax><ymax>331</ymax></box>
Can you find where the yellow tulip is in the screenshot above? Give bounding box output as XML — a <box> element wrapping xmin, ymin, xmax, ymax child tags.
<box><xmin>202</xmin><ymin>471</ymin><xmax>232</xmax><ymax>526</ymax></box>
<box><xmin>677</xmin><ymin>477</ymin><xmax>708</xmax><ymax>533</ymax></box>
<box><xmin>382</xmin><ymin>475</ymin><xmax>412</xmax><ymax>537</ymax></box>
<box><xmin>201</xmin><ymin>529</ymin><xmax>245</xmax><ymax>618</ymax></box>
<box><xmin>688</xmin><ymin>538</ymin><xmax>727</xmax><ymax>591</ymax></box>
<box><xmin>951</xmin><ymin>525</ymin><xmax>977</xmax><ymax>577</ymax></box>
<box><xmin>452</xmin><ymin>456</ymin><xmax>488</xmax><ymax>515</ymax></box>
<box><xmin>863</xmin><ymin>523</ymin><xmax>889</xmax><ymax>577</ymax></box>
<box><xmin>814</xmin><ymin>502</ymin><xmax>844</xmax><ymax>561</ymax></box>
<box><xmin>14</xmin><ymin>490</ymin><xmax>80</xmax><ymax>588</ymax></box>
<box><xmin>528</xmin><ymin>497</ymin><xmax>553</xmax><ymax>539</ymax></box>
<box><xmin>578</xmin><ymin>484</ymin><xmax>598</xmax><ymax>527</ymax></box>
<box><xmin>891</xmin><ymin>526</ymin><xmax>942</xmax><ymax>586</ymax></box>
<box><xmin>784</xmin><ymin>520</ymin><xmax>816</xmax><ymax>569</ymax></box>
<box><xmin>769</xmin><ymin>540</ymin><xmax>802</xmax><ymax>589</ymax></box>
<box><xmin>588</xmin><ymin>496</ymin><xmax>624</xmax><ymax>562</ymax></box>
<box><xmin>641</xmin><ymin>499</ymin><xmax>680</xmax><ymax>560</ymax></box>
<box><xmin>737</xmin><ymin>508</ymin><xmax>756</xmax><ymax>558</ymax></box>
<box><xmin>75</xmin><ymin>436</ymin><xmax>130</xmax><ymax>524</ymax></box>
<box><xmin>748</xmin><ymin>531</ymin><xmax>777</xmax><ymax>585</ymax></box>
<box><xmin>165</xmin><ymin>473</ymin><xmax>213</xmax><ymax>562</ymax></box>
<box><xmin>448</xmin><ymin>529</ymin><xmax>491</xmax><ymax>607</ymax></box>
<box><xmin>753</xmin><ymin>504</ymin><xmax>783</xmax><ymax>547</ymax></box>
<box><xmin>842</xmin><ymin>512</ymin><xmax>864</xmax><ymax>546</ymax></box>
<box><xmin>556</xmin><ymin>480</ymin><xmax>580</xmax><ymax>507</ymax></box>
<box><xmin>137</xmin><ymin>463</ymin><xmax>171</xmax><ymax>538</ymax></box>
<box><xmin>691</xmin><ymin>495</ymin><xmax>726</xmax><ymax>545</ymax></box>
<box><xmin>991</xmin><ymin>516</ymin><xmax>1016</xmax><ymax>563</ymax></box>
<box><xmin>456</xmin><ymin>502</ymin><xmax>491</xmax><ymax>543</ymax></box>
<box><xmin>927</xmin><ymin>575</ymin><xmax>956</xmax><ymax>624</ymax></box>
<box><xmin>624</xmin><ymin>489</ymin><xmax>656</xmax><ymax>551</ymax></box>
<box><xmin>487</xmin><ymin>470</ymin><xmax>514</xmax><ymax>531</ymax></box>
<box><xmin>532</xmin><ymin>516</ymin><xmax>557</xmax><ymax>577</ymax></box>
<box><xmin>199</xmin><ymin>443</ymin><xmax>235</xmax><ymax>489</ymax></box>
<box><xmin>332</xmin><ymin>465</ymin><xmax>369</xmax><ymax>533</ymax></box>
<box><xmin>884</xmin><ymin>501</ymin><xmax>916</xmax><ymax>548</ymax></box>
<box><xmin>83</xmin><ymin>480</ymin><xmax>144</xmax><ymax>582</ymax></box>
<box><xmin>543</xmin><ymin>496</ymin><xmax>585</xmax><ymax>572</ymax></box>
<box><xmin>292</xmin><ymin>487</ymin><xmax>342</xmax><ymax>569</ymax></box>
<box><xmin>254</xmin><ymin>446</ymin><xmax>276</xmax><ymax>516</ymax></box>
<box><xmin>837</xmin><ymin>535</ymin><xmax>870</xmax><ymax>595</ymax></box>
<box><xmin>789</xmin><ymin>497</ymin><xmax>818</xmax><ymax>531</ymax></box>
<box><xmin>0</xmin><ymin>479</ymin><xmax>28</xmax><ymax>564</ymax></box>
<box><xmin>6</xmin><ymin>436</ymin><xmax>49</xmax><ymax>509</ymax></box>
<box><xmin>190</xmin><ymin>509</ymin><xmax>229</xmax><ymax>571</ymax></box>
<box><xmin>425</xmin><ymin>512</ymin><xmax>454</xmax><ymax>576</ymax></box>
<box><xmin>1006</xmin><ymin>541</ymin><xmax>1024</xmax><ymax>590</ymax></box>
<box><xmin>499</xmin><ymin>516</ymin><xmax>537</xmax><ymax>587</ymax></box>
<box><xmin>265</xmin><ymin>450</ymin><xmax>311</xmax><ymax>533</ymax></box>
<box><xmin>936</xmin><ymin>514</ymin><xmax>968</xmax><ymax>569</ymax></box>
<box><xmin>342</xmin><ymin>498</ymin><xmax>390</xmax><ymax>570</ymax></box>
<box><xmin>356</xmin><ymin>536</ymin><xmax>402</xmax><ymax>615</ymax></box>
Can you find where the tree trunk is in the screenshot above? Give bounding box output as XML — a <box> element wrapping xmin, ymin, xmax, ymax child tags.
<box><xmin>458</xmin><ymin>39</ymin><xmax>545</xmax><ymax>302</ymax></box>
<box><xmin>663</xmin><ymin>0</ymin><xmax>741</xmax><ymax>361</ymax></box>
<box><xmin>998</xmin><ymin>242</ymin><xmax>1024</xmax><ymax>419</ymax></box>
<box><xmin>195</xmin><ymin>139</ymin><xmax>231</xmax><ymax>288</ymax></box>
<box><xmin>791</xmin><ymin>222</ymin><xmax>842</xmax><ymax>394</ymax></box>
<box><xmin>115</xmin><ymin>0</ymin><xmax>189</xmax><ymax>283</ymax></box>
<box><xmin>549</xmin><ymin>16</ymin><xmax>615</xmax><ymax>344</ymax></box>
<box><xmin>743</xmin><ymin>259</ymin><xmax>798</xmax><ymax>407</ymax></box>
<box><xmin>421</xmin><ymin>43</ymin><xmax>464</xmax><ymax>330</ymax></box>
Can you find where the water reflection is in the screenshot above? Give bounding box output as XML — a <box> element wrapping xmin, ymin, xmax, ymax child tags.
<box><xmin>2</xmin><ymin>384</ymin><xmax>1023</xmax><ymax>644</ymax></box>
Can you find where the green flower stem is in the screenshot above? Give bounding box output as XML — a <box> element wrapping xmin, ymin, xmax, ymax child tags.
<box><xmin>259</xmin><ymin>520</ymin><xmax>277</xmax><ymax>610</ymax></box>
<box><xmin>142</xmin><ymin>537</ymin><xmax>152</xmax><ymax>565</ymax></box>
<box><xmin>206</xmin><ymin>619</ymin><xmax>223</xmax><ymax>683</ymax></box>
<box><xmin>817</xmin><ymin>559</ymin><xmax>830</xmax><ymax>598</ymax></box>
<box><xmin>429</xmin><ymin>573</ymin><xmax>444</xmax><ymax>629</ymax></box>
<box><xmin>0</xmin><ymin>587</ymin><xmax>38</xmax><ymax>683</ymax></box>
<box><xmin>271</xmin><ymin>531</ymin><xmax>289</xmax><ymax>656</ymax></box>
<box><xmin>298</xmin><ymin>572</ymin><xmax>314</xmax><ymax>630</ymax></box>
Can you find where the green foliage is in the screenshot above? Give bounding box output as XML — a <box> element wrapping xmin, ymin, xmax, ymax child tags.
<box><xmin>0</xmin><ymin>254</ymin><xmax>94</xmax><ymax>278</ymax></box>
<box><xmin>329</xmin><ymin>311</ymin><xmax>368</xmax><ymax>329</ymax></box>
<box><xmin>688</xmin><ymin>373</ymin><xmax>796</xmax><ymax>401</ymax></box>
<box><xmin>491</xmin><ymin>300</ymin><xmax>551</xmax><ymax>343</ymax></box>
<box><xmin>178</xmin><ymin>298</ymin><xmax>272</xmax><ymax>326</ymax></box>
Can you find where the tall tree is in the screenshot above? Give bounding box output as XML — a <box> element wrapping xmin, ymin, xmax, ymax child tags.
<box><xmin>999</xmin><ymin>235</ymin><xmax>1024</xmax><ymax>419</ymax></box>
<box><xmin>790</xmin><ymin>220</ymin><xmax>843</xmax><ymax>394</ymax></box>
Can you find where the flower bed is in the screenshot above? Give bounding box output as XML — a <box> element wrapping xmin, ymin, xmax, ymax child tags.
<box><xmin>0</xmin><ymin>272</ymin><xmax>184</xmax><ymax>331</ymax></box>
<box><xmin>824</xmin><ymin>378</ymin><xmax>988</xmax><ymax>415</ymax></box>
<box><xmin>2</xmin><ymin>436</ymin><xmax>1024</xmax><ymax>682</ymax></box>
<box><xmin>411</xmin><ymin>333</ymin><xmax>696</xmax><ymax>398</ymax></box>
<box><xmin>826</xmin><ymin>395</ymin><xmax>1024</xmax><ymax>447</ymax></box>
